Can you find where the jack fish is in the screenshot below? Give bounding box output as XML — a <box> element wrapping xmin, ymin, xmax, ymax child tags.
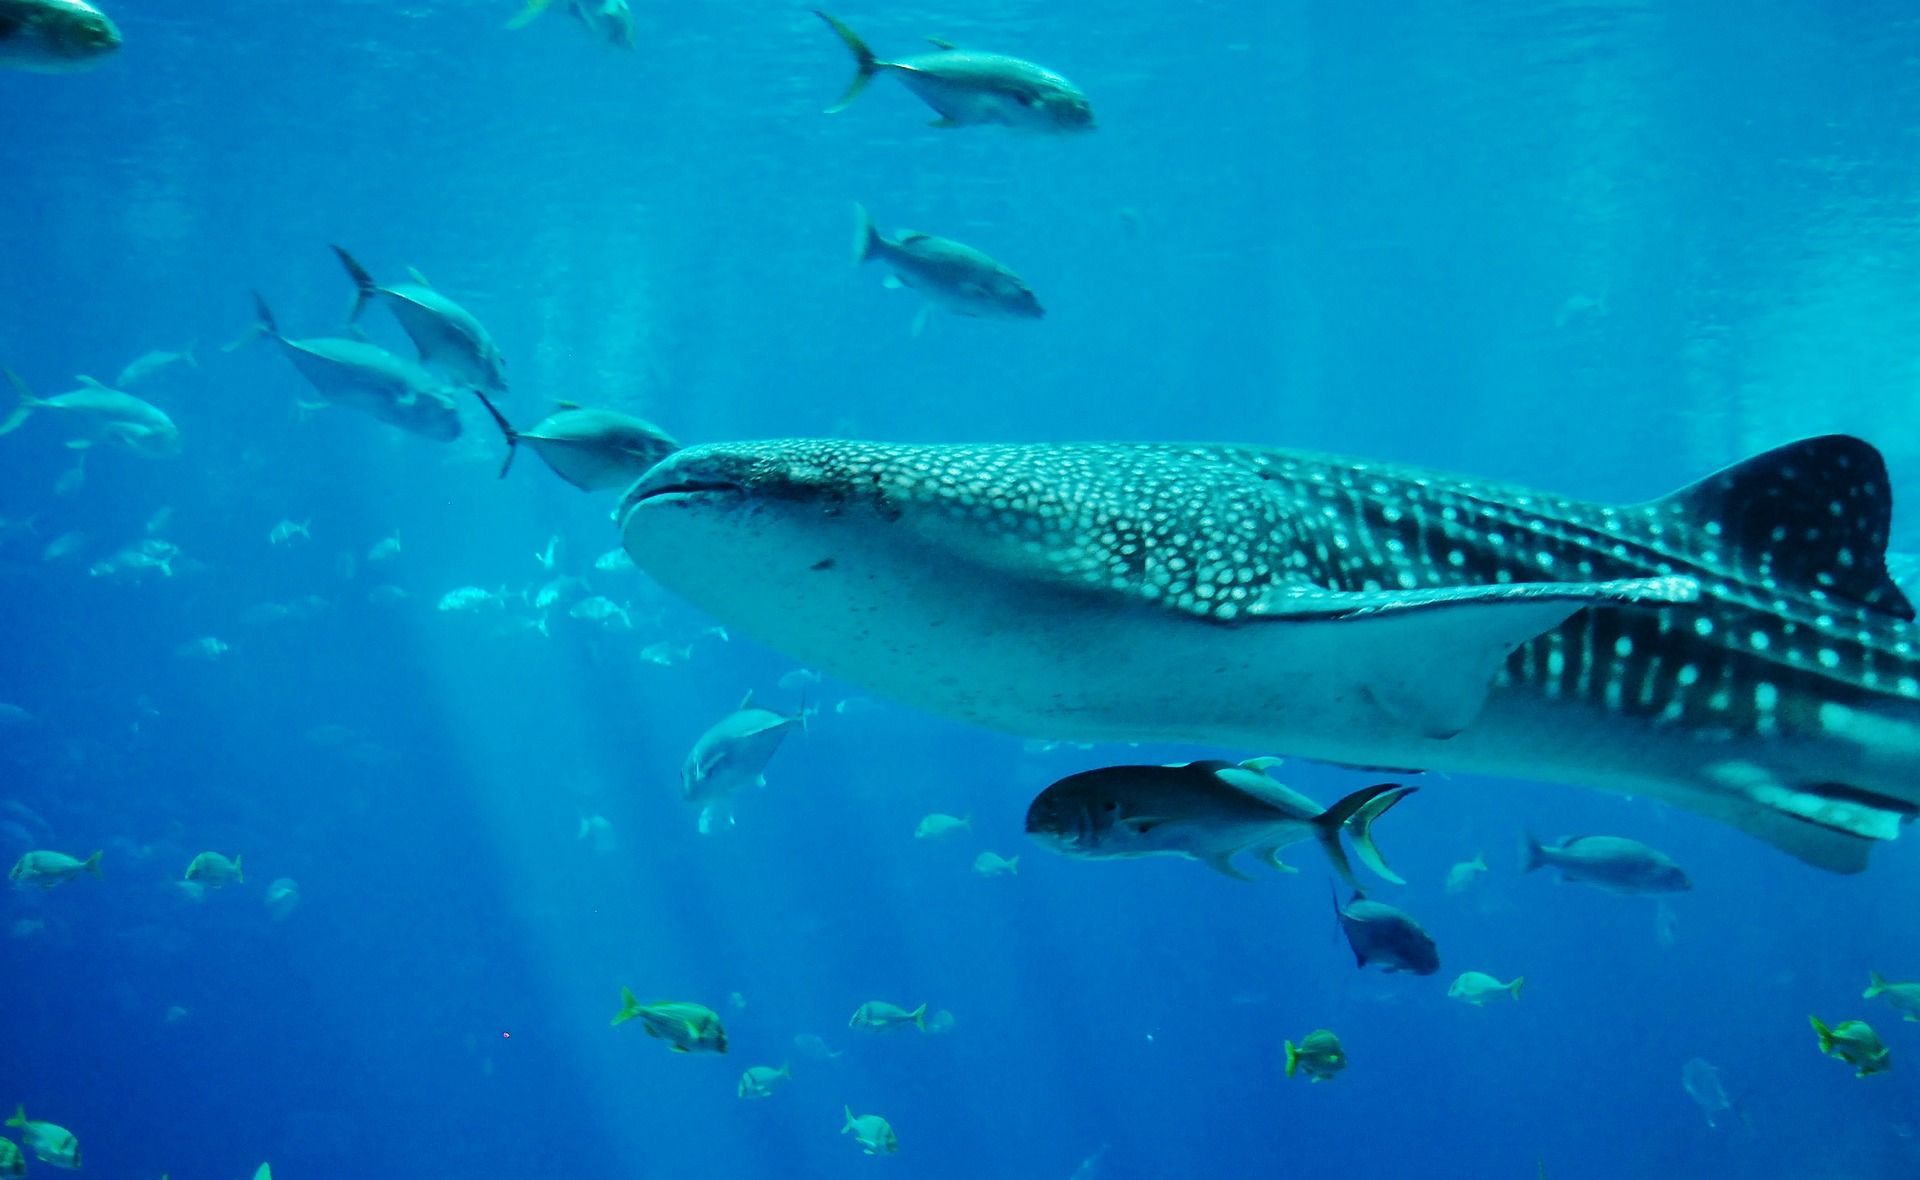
<box><xmin>1025</xmin><ymin>760</ymin><xmax>1414</xmax><ymax>887</ymax></box>
<box><xmin>814</xmin><ymin>10</ymin><xmax>1093</xmax><ymax>133</ymax></box>
<box><xmin>614</xmin><ymin>435</ymin><xmax>1920</xmax><ymax>873</ymax></box>
<box><xmin>853</xmin><ymin>204</ymin><xmax>1044</xmax><ymax>331</ymax></box>
<box><xmin>332</xmin><ymin>247</ymin><xmax>508</xmax><ymax>397</ymax></box>
<box><xmin>0</xmin><ymin>371</ymin><xmax>179</xmax><ymax>457</ymax></box>
<box><xmin>472</xmin><ymin>390</ymin><xmax>677</xmax><ymax>491</ymax></box>
<box><xmin>238</xmin><ymin>294</ymin><xmax>462</xmax><ymax>441</ymax></box>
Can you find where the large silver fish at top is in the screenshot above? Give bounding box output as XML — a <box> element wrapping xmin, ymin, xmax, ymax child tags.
<box><xmin>615</xmin><ymin>435</ymin><xmax>1920</xmax><ymax>873</ymax></box>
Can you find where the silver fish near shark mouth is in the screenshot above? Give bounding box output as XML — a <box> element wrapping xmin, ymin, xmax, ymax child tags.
<box><xmin>617</xmin><ymin>435</ymin><xmax>1920</xmax><ymax>873</ymax></box>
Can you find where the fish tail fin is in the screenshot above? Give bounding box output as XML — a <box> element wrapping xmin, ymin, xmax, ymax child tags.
<box><xmin>182</xmin><ymin>342</ymin><xmax>200</xmax><ymax>369</ymax></box>
<box><xmin>911</xmin><ymin>1003</ymin><xmax>926</xmax><ymax>1030</ymax></box>
<box><xmin>330</xmin><ymin>246</ymin><xmax>379</xmax><ymax>324</ymax></box>
<box><xmin>226</xmin><ymin>292</ymin><xmax>280</xmax><ymax>353</ymax></box>
<box><xmin>233</xmin><ymin>853</ymin><xmax>243</xmax><ymax>884</ymax></box>
<box><xmin>5</xmin><ymin>1104</ymin><xmax>23</xmax><ymax>1128</ymax></box>
<box><xmin>505</xmin><ymin>0</ymin><xmax>555</xmax><ymax>29</ymax></box>
<box><xmin>612</xmin><ymin>986</ymin><xmax>642</xmax><ymax>1026</ymax></box>
<box><xmin>1283</xmin><ymin>1040</ymin><xmax>1300</xmax><ymax>1078</ymax></box>
<box><xmin>1007</xmin><ymin>855</ymin><xmax>1019</xmax><ymax>875</ymax></box>
<box><xmin>814</xmin><ymin>10</ymin><xmax>881</xmax><ymax>113</ymax></box>
<box><xmin>470</xmin><ymin>390</ymin><xmax>521</xmax><ymax>478</ymax></box>
<box><xmin>83</xmin><ymin>849</ymin><xmax>103</xmax><ymax>878</ymax></box>
<box><xmin>0</xmin><ymin>370</ymin><xmax>43</xmax><ymax>435</ymax></box>
<box><xmin>1471</xmin><ymin>852</ymin><xmax>1486</xmax><ymax>870</ymax></box>
<box><xmin>779</xmin><ymin>1061</ymin><xmax>792</xmax><ymax>1079</ymax></box>
<box><xmin>1521</xmin><ymin>830</ymin><xmax>1547</xmax><ymax>873</ymax></box>
<box><xmin>1866</xmin><ymin>971</ymin><xmax>1889</xmax><ymax>998</ymax></box>
<box><xmin>1809</xmin><ymin>1014</ymin><xmax>1834</xmax><ymax>1053</ymax></box>
<box><xmin>852</xmin><ymin>203</ymin><xmax>884</xmax><ymax>265</ymax></box>
<box><xmin>1508</xmin><ymin>976</ymin><xmax>1525</xmax><ymax>1001</ymax></box>
<box><xmin>842</xmin><ymin>1105</ymin><xmax>856</xmax><ymax>1133</ymax></box>
<box><xmin>1321</xmin><ymin>782</ymin><xmax>1416</xmax><ymax>887</ymax></box>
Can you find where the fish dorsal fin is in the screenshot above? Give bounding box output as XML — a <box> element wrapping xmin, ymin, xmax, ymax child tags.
<box><xmin>407</xmin><ymin>266</ymin><xmax>433</xmax><ymax>288</ymax></box>
<box><xmin>1650</xmin><ymin>435</ymin><xmax>1913</xmax><ymax>620</ymax></box>
<box><xmin>925</xmin><ymin>36</ymin><xmax>957</xmax><ymax>50</ymax></box>
<box><xmin>737</xmin><ymin>689</ymin><xmax>754</xmax><ymax>710</ymax></box>
<box><xmin>1210</xmin><ymin>765</ymin><xmax>1321</xmax><ymax>818</ymax></box>
<box><xmin>75</xmin><ymin>374</ymin><xmax>110</xmax><ymax>391</ymax></box>
<box><xmin>553</xmin><ymin>400</ymin><xmax>582</xmax><ymax>411</ymax></box>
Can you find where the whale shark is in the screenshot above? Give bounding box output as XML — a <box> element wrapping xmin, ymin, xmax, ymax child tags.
<box><xmin>616</xmin><ymin>434</ymin><xmax>1920</xmax><ymax>873</ymax></box>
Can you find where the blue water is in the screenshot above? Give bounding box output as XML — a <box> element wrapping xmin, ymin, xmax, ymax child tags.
<box><xmin>5</xmin><ymin>1</ymin><xmax>1920</xmax><ymax>1176</ymax></box>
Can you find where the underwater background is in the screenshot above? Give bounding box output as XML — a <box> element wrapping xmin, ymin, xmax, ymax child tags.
<box><xmin>5</xmin><ymin>0</ymin><xmax>1920</xmax><ymax>1176</ymax></box>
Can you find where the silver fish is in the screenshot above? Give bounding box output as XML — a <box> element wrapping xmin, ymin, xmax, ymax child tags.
<box><xmin>237</xmin><ymin>293</ymin><xmax>462</xmax><ymax>441</ymax></box>
<box><xmin>0</xmin><ymin>0</ymin><xmax>119</xmax><ymax>73</ymax></box>
<box><xmin>114</xmin><ymin>344</ymin><xmax>197</xmax><ymax>388</ymax></box>
<box><xmin>814</xmin><ymin>10</ymin><xmax>1093</xmax><ymax>133</ymax></box>
<box><xmin>1522</xmin><ymin>833</ymin><xmax>1691</xmax><ymax>894</ymax></box>
<box><xmin>507</xmin><ymin>0</ymin><xmax>634</xmax><ymax>48</ymax></box>
<box><xmin>1026</xmin><ymin>760</ymin><xmax>1414</xmax><ymax>886</ymax></box>
<box><xmin>0</xmin><ymin>371</ymin><xmax>179</xmax><ymax>456</ymax></box>
<box><xmin>854</xmin><ymin>205</ymin><xmax>1043</xmax><ymax>331</ymax></box>
<box><xmin>473</xmin><ymin>392</ymin><xmax>677</xmax><ymax>492</ymax></box>
<box><xmin>680</xmin><ymin>692</ymin><xmax>807</xmax><ymax>833</ymax></box>
<box><xmin>1681</xmin><ymin>1057</ymin><xmax>1739</xmax><ymax>1129</ymax></box>
<box><xmin>332</xmin><ymin>247</ymin><xmax>508</xmax><ymax>397</ymax></box>
<box><xmin>614</xmin><ymin>434</ymin><xmax>1920</xmax><ymax>873</ymax></box>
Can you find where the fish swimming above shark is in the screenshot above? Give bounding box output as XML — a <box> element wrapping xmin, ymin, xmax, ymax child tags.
<box><xmin>615</xmin><ymin>434</ymin><xmax>1920</xmax><ymax>873</ymax></box>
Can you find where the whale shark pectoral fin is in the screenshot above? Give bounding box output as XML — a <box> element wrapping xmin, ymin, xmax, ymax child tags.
<box><xmin>1247</xmin><ymin>577</ymin><xmax>1701</xmax><ymax>740</ymax></box>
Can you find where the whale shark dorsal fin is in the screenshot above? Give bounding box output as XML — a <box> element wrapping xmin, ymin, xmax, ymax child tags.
<box><xmin>1246</xmin><ymin>577</ymin><xmax>1700</xmax><ymax>739</ymax></box>
<box><xmin>1649</xmin><ymin>434</ymin><xmax>1912</xmax><ymax>620</ymax></box>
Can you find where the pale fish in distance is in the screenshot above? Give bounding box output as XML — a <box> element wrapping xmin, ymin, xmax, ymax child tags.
<box><xmin>8</xmin><ymin>848</ymin><xmax>101</xmax><ymax>887</ymax></box>
<box><xmin>1447</xmin><ymin>971</ymin><xmax>1524</xmax><ymax>1005</ymax></box>
<box><xmin>114</xmin><ymin>343</ymin><xmax>197</xmax><ymax>388</ymax></box>
<box><xmin>1522</xmin><ymin>833</ymin><xmax>1691</xmax><ymax>895</ymax></box>
<box><xmin>184</xmin><ymin>851</ymin><xmax>243</xmax><ymax>887</ymax></box>
<box><xmin>914</xmin><ymin>812</ymin><xmax>970</xmax><ymax>840</ymax></box>
<box><xmin>612</xmin><ymin>434</ymin><xmax>1920</xmax><ymax>873</ymax></box>
<box><xmin>849</xmin><ymin>1000</ymin><xmax>924</xmax><ymax>1032</ymax></box>
<box><xmin>0</xmin><ymin>371</ymin><xmax>179</xmax><ymax>456</ymax></box>
<box><xmin>812</xmin><ymin>10</ymin><xmax>1093</xmax><ymax>133</ymax></box>
<box><xmin>1444</xmin><ymin>853</ymin><xmax>1487</xmax><ymax>893</ymax></box>
<box><xmin>507</xmin><ymin>0</ymin><xmax>635</xmax><ymax>49</ymax></box>
<box><xmin>233</xmin><ymin>294</ymin><xmax>462</xmax><ymax>442</ymax></box>
<box><xmin>473</xmin><ymin>391</ymin><xmax>678</xmax><ymax>492</ymax></box>
<box><xmin>853</xmin><ymin>204</ymin><xmax>1044</xmax><ymax>335</ymax></box>
<box><xmin>1681</xmin><ymin>1057</ymin><xmax>1739</xmax><ymax>1129</ymax></box>
<box><xmin>736</xmin><ymin>1062</ymin><xmax>792</xmax><ymax>1099</ymax></box>
<box><xmin>840</xmin><ymin>1108</ymin><xmax>898</xmax><ymax>1156</ymax></box>
<box><xmin>680</xmin><ymin>692</ymin><xmax>808</xmax><ymax>833</ymax></box>
<box><xmin>0</xmin><ymin>0</ymin><xmax>119</xmax><ymax>73</ymax></box>
<box><xmin>332</xmin><ymin>246</ymin><xmax>508</xmax><ymax>397</ymax></box>
<box><xmin>1864</xmin><ymin>971</ymin><xmax>1920</xmax><ymax>1022</ymax></box>
<box><xmin>972</xmin><ymin>850</ymin><xmax>1019</xmax><ymax>877</ymax></box>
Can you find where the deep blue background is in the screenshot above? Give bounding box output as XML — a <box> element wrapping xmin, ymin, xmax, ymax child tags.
<box><xmin>4</xmin><ymin>1</ymin><xmax>1920</xmax><ymax>1176</ymax></box>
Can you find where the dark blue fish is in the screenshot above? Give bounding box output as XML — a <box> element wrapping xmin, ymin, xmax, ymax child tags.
<box><xmin>1332</xmin><ymin>887</ymin><xmax>1439</xmax><ymax>975</ymax></box>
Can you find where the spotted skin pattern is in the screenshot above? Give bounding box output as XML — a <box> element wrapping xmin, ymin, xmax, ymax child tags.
<box><xmin>620</xmin><ymin>435</ymin><xmax>1920</xmax><ymax>871</ymax></box>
